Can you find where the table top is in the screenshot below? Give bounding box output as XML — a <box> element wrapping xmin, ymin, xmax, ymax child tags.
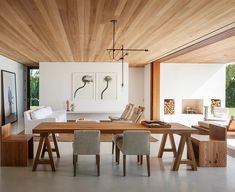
<box><xmin>33</xmin><ymin>122</ymin><xmax>198</xmax><ymax>134</ymax></box>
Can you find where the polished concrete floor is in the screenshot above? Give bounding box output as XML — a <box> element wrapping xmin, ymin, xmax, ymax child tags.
<box><xmin>1</xmin><ymin>135</ymin><xmax>235</xmax><ymax>192</ymax></box>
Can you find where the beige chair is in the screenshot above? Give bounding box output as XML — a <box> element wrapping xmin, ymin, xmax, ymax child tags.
<box><xmin>115</xmin><ymin>131</ymin><xmax>150</xmax><ymax>176</ymax></box>
<box><xmin>73</xmin><ymin>130</ymin><xmax>100</xmax><ymax>176</ymax></box>
<box><xmin>109</xmin><ymin>103</ymin><xmax>134</xmax><ymax>121</ymax></box>
<box><xmin>111</xmin><ymin>106</ymin><xmax>145</xmax><ymax>154</ymax></box>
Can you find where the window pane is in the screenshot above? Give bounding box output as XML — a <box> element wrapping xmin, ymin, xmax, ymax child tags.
<box><xmin>30</xmin><ymin>69</ymin><xmax>39</xmax><ymax>109</ymax></box>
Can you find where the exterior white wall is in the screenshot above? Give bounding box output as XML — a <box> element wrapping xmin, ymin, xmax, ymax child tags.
<box><xmin>129</xmin><ymin>67</ymin><xmax>144</xmax><ymax>107</ymax></box>
<box><xmin>39</xmin><ymin>62</ymin><xmax>128</xmax><ymax>119</ymax></box>
<box><xmin>0</xmin><ymin>55</ymin><xmax>24</xmax><ymax>133</ymax></box>
<box><xmin>160</xmin><ymin>63</ymin><xmax>226</xmax><ymax>126</ymax></box>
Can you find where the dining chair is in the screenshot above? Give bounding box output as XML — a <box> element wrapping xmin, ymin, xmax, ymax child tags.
<box><xmin>73</xmin><ymin>130</ymin><xmax>100</xmax><ymax>176</ymax></box>
<box><xmin>111</xmin><ymin>106</ymin><xmax>145</xmax><ymax>154</ymax></box>
<box><xmin>115</xmin><ymin>131</ymin><xmax>150</xmax><ymax>176</ymax></box>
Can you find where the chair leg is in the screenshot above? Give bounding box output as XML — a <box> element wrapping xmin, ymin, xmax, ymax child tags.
<box><xmin>73</xmin><ymin>154</ymin><xmax>77</xmax><ymax>176</ymax></box>
<box><xmin>96</xmin><ymin>155</ymin><xmax>100</xmax><ymax>176</ymax></box>
<box><xmin>117</xmin><ymin>148</ymin><xmax>120</xmax><ymax>164</ymax></box>
<box><xmin>146</xmin><ymin>155</ymin><xmax>150</xmax><ymax>177</ymax></box>
<box><xmin>123</xmin><ymin>155</ymin><xmax>126</xmax><ymax>176</ymax></box>
<box><xmin>115</xmin><ymin>144</ymin><xmax>118</xmax><ymax>163</ymax></box>
<box><xmin>140</xmin><ymin>155</ymin><xmax>143</xmax><ymax>165</ymax></box>
<box><xmin>137</xmin><ymin>155</ymin><xmax>140</xmax><ymax>163</ymax></box>
<box><xmin>112</xmin><ymin>141</ymin><xmax>114</xmax><ymax>154</ymax></box>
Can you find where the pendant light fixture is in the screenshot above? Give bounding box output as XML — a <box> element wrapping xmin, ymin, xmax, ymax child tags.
<box><xmin>107</xmin><ymin>20</ymin><xmax>149</xmax><ymax>87</ymax></box>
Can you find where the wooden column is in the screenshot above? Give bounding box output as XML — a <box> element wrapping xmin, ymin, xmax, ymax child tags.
<box><xmin>150</xmin><ymin>61</ymin><xmax>160</xmax><ymax>120</ymax></box>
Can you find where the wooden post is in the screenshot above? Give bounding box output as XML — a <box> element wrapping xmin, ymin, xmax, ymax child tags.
<box><xmin>151</xmin><ymin>61</ymin><xmax>160</xmax><ymax>120</ymax></box>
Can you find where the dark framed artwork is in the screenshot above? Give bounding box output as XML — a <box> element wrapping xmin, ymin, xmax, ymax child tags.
<box><xmin>1</xmin><ymin>70</ymin><xmax>18</xmax><ymax>125</ymax></box>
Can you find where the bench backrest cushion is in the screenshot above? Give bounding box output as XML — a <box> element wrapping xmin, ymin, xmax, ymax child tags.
<box><xmin>30</xmin><ymin>106</ymin><xmax>53</xmax><ymax>120</ymax></box>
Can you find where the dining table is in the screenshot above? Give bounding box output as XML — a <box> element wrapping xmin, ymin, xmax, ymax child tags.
<box><xmin>32</xmin><ymin>121</ymin><xmax>198</xmax><ymax>172</ymax></box>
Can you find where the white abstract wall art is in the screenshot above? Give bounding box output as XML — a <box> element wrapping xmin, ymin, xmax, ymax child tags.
<box><xmin>96</xmin><ymin>72</ymin><xmax>117</xmax><ymax>100</ymax></box>
<box><xmin>73</xmin><ymin>72</ymin><xmax>94</xmax><ymax>101</ymax></box>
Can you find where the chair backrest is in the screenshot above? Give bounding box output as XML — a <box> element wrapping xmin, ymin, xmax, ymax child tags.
<box><xmin>120</xmin><ymin>103</ymin><xmax>134</xmax><ymax>120</ymax></box>
<box><xmin>227</xmin><ymin>116</ymin><xmax>235</xmax><ymax>131</ymax></box>
<box><xmin>209</xmin><ymin>124</ymin><xmax>227</xmax><ymax>141</ymax></box>
<box><xmin>0</xmin><ymin>123</ymin><xmax>11</xmax><ymax>140</ymax></box>
<box><xmin>73</xmin><ymin>130</ymin><xmax>100</xmax><ymax>155</ymax></box>
<box><xmin>129</xmin><ymin>106</ymin><xmax>145</xmax><ymax>123</ymax></box>
<box><xmin>122</xmin><ymin>131</ymin><xmax>150</xmax><ymax>155</ymax></box>
<box><xmin>0</xmin><ymin>124</ymin><xmax>12</xmax><ymax>165</ymax></box>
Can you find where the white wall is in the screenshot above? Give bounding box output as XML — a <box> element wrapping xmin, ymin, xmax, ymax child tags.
<box><xmin>39</xmin><ymin>62</ymin><xmax>128</xmax><ymax>119</ymax></box>
<box><xmin>129</xmin><ymin>67</ymin><xmax>144</xmax><ymax>107</ymax></box>
<box><xmin>160</xmin><ymin>63</ymin><xmax>226</xmax><ymax>126</ymax></box>
<box><xmin>0</xmin><ymin>55</ymin><xmax>24</xmax><ymax>133</ymax></box>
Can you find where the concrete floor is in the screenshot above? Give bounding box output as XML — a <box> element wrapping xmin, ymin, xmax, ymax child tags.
<box><xmin>1</xmin><ymin>135</ymin><xmax>235</xmax><ymax>192</ymax></box>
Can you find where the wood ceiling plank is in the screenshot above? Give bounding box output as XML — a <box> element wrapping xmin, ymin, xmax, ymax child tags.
<box><xmin>34</xmin><ymin>0</ymin><xmax>74</xmax><ymax>61</ymax></box>
<box><xmin>165</xmin><ymin>35</ymin><xmax>235</xmax><ymax>63</ymax></box>
<box><xmin>0</xmin><ymin>0</ymin><xmax>61</xmax><ymax>62</ymax></box>
<box><xmin>0</xmin><ymin>0</ymin><xmax>234</xmax><ymax>66</ymax></box>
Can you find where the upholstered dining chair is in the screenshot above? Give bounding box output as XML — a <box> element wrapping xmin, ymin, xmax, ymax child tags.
<box><xmin>115</xmin><ymin>131</ymin><xmax>150</xmax><ymax>176</ymax></box>
<box><xmin>111</xmin><ymin>106</ymin><xmax>145</xmax><ymax>154</ymax></box>
<box><xmin>73</xmin><ymin>130</ymin><xmax>100</xmax><ymax>176</ymax></box>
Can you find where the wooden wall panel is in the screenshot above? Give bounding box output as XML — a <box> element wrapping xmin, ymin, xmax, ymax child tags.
<box><xmin>151</xmin><ymin>61</ymin><xmax>160</xmax><ymax>120</ymax></box>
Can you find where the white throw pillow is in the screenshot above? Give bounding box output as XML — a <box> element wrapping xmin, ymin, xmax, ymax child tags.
<box><xmin>31</xmin><ymin>106</ymin><xmax>53</xmax><ymax>120</ymax></box>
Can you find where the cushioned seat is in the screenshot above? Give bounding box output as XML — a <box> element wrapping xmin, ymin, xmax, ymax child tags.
<box><xmin>115</xmin><ymin>131</ymin><xmax>150</xmax><ymax>176</ymax></box>
<box><xmin>112</xmin><ymin>106</ymin><xmax>145</xmax><ymax>154</ymax></box>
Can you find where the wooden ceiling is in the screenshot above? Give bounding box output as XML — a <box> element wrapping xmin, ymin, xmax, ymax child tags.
<box><xmin>166</xmin><ymin>35</ymin><xmax>235</xmax><ymax>64</ymax></box>
<box><xmin>0</xmin><ymin>0</ymin><xmax>235</xmax><ymax>67</ymax></box>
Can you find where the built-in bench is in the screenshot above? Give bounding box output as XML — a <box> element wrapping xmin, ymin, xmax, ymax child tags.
<box><xmin>191</xmin><ymin>124</ymin><xmax>227</xmax><ymax>167</ymax></box>
<box><xmin>0</xmin><ymin>123</ymin><xmax>33</xmax><ymax>166</ymax></box>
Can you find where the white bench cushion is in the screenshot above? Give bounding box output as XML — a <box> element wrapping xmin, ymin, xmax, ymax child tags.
<box><xmin>31</xmin><ymin>106</ymin><xmax>53</xmax><ymax>120</ymax></box>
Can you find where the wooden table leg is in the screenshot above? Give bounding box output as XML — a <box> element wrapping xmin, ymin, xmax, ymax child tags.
<box><xmin>41</xmin><ymin>142</ymin><xmax>46</xmax><ymax>158</ymax></box>
<box><xmin>172</xmin><ymin>134</ymin><xmax>187</xmax><ymax>171</ymax></box>
<box><xmin>40</xmin><ymin>133</ymin><xmax>60</xmax><ymax>158</ymax></box>
<box><xmin>52</xmin><ymin>133</ymin><xmax>60</xmax><ymax>158</ymax></box>
<box><xmin>158</xmin><ymin>133</ymin><xmax>177</xmax><ymax>158</ymax></box>
<box><xmin>172</xmin><ymin>134</ymin><xmax>198</xmax><ymax>171</ymax></box>
<box><xmin>158</xmin><ymin>133</ymin><xmax>167</xmax><ymax>158</ymax></box>
<box><xmin>169</xmin><ymin>133</ymin><xmax>177</xmax><ymax>157</ymax></box>
<box><xmin>44</xmin><ymin>136</ymin><xmax>56</xmax><ymax>171</ymax></box>
<box><xmin>186</xmin><ymin>136</ymin><xmax>197</xmax><ymax>170</ymax></box>
<box><xmin>32</xmin><ymin>136</ymin><xmax>45</xmax><ymax>171</ymax></box>
<box><xmin>32</xmin><ymin>133</ymin><xmax>56</xmax><ymax>172</ymax></box>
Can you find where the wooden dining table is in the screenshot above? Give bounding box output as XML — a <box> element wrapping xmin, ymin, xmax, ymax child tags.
<box><xmin>32</xmin><ymin>122</ymin><xmax>198</xmax><ymax>172</ymax></box>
